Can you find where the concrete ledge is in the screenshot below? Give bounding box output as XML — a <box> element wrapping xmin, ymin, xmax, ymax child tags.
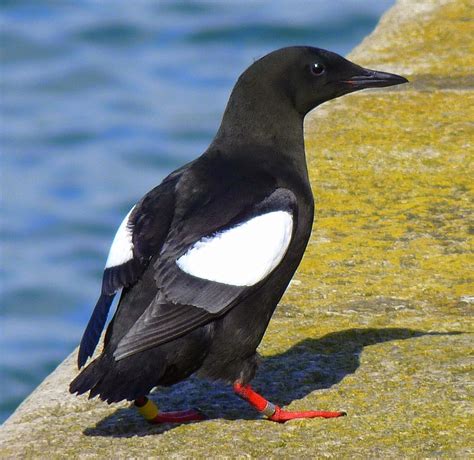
<box><xmin>1</xmin><ymin>0</ymin><xmax>472</xmax><ymax>457</ymax></box>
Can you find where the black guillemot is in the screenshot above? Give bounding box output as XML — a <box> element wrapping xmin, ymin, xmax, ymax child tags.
<box><xmin>70</xmin><ymin>46</ymin><xmax>407</xmax><ymax>424</ymax></box>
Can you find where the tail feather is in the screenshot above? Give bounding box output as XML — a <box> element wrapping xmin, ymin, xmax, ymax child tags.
<box><xmin>70</xmin><ymin>351</ymin><xmax>162</xmax><ymax>403</ymax></box>
<box><xmin>70</xmin><ymin>356</ymin><xmax>104</xmax><ymax>397</ymax></box>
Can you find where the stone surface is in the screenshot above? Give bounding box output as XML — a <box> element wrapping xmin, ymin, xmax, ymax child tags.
<box><xmin>1</xmin><ymin>0</ymin><xmax>473</xmax><ymax>457</ymax></box>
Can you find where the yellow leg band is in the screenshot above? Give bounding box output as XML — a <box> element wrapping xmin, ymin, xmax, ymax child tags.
<box><xmin>137</xmin><ymin>399</ymin><xmax>159</xmax><ymax>421</ymax></box>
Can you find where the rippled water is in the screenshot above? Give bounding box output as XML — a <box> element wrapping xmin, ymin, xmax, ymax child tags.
<box><xmin>0</xmin><ymin>0</ymin><xmax>393</xmax><ymax>421</ymax></box>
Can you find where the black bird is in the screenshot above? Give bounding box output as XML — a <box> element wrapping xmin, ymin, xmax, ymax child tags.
<box><xmin>70</xmin><ymin>46</ymin><xmax>407</xmax><ymax>423</ymax></box>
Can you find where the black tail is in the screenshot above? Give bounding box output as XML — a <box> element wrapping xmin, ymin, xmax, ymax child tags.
<box><xmin>70</xmin><ymin>355</ymin><xmax>104</xmax><ymax>397</ymax></box>
<box><xmin>78</xmin><ymin>293</ymin><xmax>114</xmax><ymax>368</ymax></box>
<box><xmin>69</xmin><ymin>351</ymin><xmax>162</xmax><ymax>403</ymax></box>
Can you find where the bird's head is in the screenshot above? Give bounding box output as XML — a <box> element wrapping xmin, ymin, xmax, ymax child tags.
<box><xmin>237</xmin><ymin>46</ymin><xmax>408</xmax><ymax>116</ymax></box>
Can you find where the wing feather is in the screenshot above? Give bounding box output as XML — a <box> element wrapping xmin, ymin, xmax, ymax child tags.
<box><xmin>113</xmin><ymin>187</ymin><xmax>298</xmax><ymax>361</ymax></box>
<box><xmin>114</xmin><ymin>301</ymin><xmax>213</xmax><ymax>360</ymax></box>
<box><xmin>78</xmin><ymin>293</ymin><xmax>114</xmax><ymax>367</ymax></box>
<box><xmin>77</xmin><ymin>173</ymin><xmax>178</xmax><ymax>368</ymax></box>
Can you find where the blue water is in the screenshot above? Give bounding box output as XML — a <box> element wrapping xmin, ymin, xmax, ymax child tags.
<box><xmin>0</xmin><ymin>0</ymin><xmax>394</xmax><ymax>422</ymax></box>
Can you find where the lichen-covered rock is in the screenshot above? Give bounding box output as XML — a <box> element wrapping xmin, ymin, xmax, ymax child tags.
<box><xmin>1</xmin><ymin>0</ymin><xmax>472</xmax><ymax>457</ymax></box>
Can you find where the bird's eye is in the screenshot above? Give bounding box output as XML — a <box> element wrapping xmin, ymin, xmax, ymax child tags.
<box><xmin>310</xmin><ymin>63</ymin><xmax>325</xmax><ymax>76</ymax></box>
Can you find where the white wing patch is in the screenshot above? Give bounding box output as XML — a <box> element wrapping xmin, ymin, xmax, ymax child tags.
<box><xmin>176</xmin><ymin>211</ymin><xmax>293</xmax><ymax>286</ymax></box>
<box><xmin>105</xmin><ymin>206</ymin><xmax>135</xmax><ymax>268</ymax></box>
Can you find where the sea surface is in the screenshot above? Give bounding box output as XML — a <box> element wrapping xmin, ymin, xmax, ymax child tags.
<box><xmin>0</xmin><ymin>0</ymin><xmax>394</xmax><ymax>422</ymax></box>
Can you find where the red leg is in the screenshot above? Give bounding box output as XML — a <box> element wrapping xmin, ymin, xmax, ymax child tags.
<box><xmin>233</xmin><ymin>382</ymin><xmax>346</xmax><ymax>423</ymax></box>
<box><xmin>134</xmin><ymin>396</ymin><xmax>206</xmax><ymax>424</ymax></box>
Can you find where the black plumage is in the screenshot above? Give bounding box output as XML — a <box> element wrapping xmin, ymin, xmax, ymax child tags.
<box><xmin>70</xmin><ymin>46</ymin><xmax>407</xmax><ymax>419</ymax></box>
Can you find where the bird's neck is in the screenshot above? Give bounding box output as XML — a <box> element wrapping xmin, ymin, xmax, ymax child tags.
<box><xmin>210</xmin><ymin>83</ymin><xmax>309</xmax><ymax>181</ymax></box>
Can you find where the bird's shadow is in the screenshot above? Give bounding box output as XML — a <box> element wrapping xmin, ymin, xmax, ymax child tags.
<box><xmin>84</xmin><ymin>327</ymin><xmax>460</xmax><ymax>438</ymax></box>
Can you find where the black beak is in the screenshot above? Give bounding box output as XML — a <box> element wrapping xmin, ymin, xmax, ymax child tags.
<box><xmin>342</xmin><ymin>68</ymin><xmax>408</xmax><ymax>90</ymax></box>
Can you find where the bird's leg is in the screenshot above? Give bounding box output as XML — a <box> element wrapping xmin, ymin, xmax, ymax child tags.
<box><xmin>134</xmin><ymin>396</ymin><xmax>205</xmax><ymax>424</ymax></box>
<box><xmin>233</xmin><ymin>382</ymin><xmax>346</xmax><ymax>423</ymax></box>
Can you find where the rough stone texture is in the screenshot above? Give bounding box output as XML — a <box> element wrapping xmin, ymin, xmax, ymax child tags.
<box><xmin>1</xmin><ymin>0</ymin><xmax>473</xmax><ymax>458</ymax></box>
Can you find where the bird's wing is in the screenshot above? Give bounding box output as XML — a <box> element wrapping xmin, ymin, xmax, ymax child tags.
<box><xmin>113</xmin><ymin>187</ymin><xmax>298</xmax><ymax>361</ymax></box>
<box><xmin>77</xmin><ymin>172</ymin><xmax>179</xmax><ymax>368</ymax></box>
